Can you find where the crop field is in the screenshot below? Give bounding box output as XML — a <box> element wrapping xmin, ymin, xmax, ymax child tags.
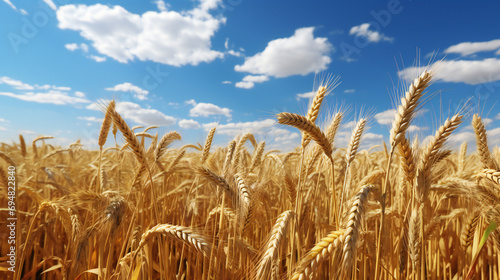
<box><xmin>2</xmin><ymin>70</ymin><xmax>500</xmax><ymax>280</ymax></box>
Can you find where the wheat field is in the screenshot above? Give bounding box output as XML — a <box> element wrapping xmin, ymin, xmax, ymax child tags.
<box><xmin>2</xmin><ymin>70</ymin><xmax>500</xmax><ymax>280</ymax></box>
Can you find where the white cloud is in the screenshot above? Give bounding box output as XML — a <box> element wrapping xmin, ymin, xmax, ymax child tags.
<box><xmin>228</xmin><ymin>50</ymin><xmax>242</xmax><ymax>57</ymax></box>
<box><xmin>296</xmin><ymin>91</ymin><xmax>315</xmax><ymax>99</ymax></box>
<box><xmin>0</xmin><ymin>126</ymin><xmax>6</xmax><ymax>131</ymax></box>
<box><xmin>189</xmin><ymin>102</ymin><xmax>231</xmax><ymax>118</ymax></box>
<box><xmin>78</xmin><ymin>116</ymin><xmax>103</xmax><ymax>122</ymax></box>
<box><xmin>349</xmin><ymin>23</ymin><xmax>394</xmax><ymax>43</ymax></box>
<box><xmin>179</xmin><ymin>119</ymin><xmax>201</xmax><ymax>129</ymax></box>
<box><xmin>75</xmin><ymin>91</ymin><xmax>86</xmax><ymax>97</ymax></box>
<box><xmin>105</xmin><ymin>82</ymin><xmax>149</xmax><ymax>100</ymax></box>
<box><xmin>42</xmin><ymin>0</ymin><xmax>57</xmax><ymax>10</ymax></box>
<box><xmin>65</xmin><ymin>43</ymin><xmax>89</xmax><ymax>52</ymax></box>
<box><xmin>0</xmin><ymin>118</ymin><xmax>7</xmax><ymax>122</ymax></box>
<box><xmin>108</xmin><ymin>101</ymin><xmax>176</xmax><ymax>126</ymax></box>
<box><xmin>0</xmin><ymin>90</ymin><xmax>90</xmax><ymax>105</ymax></box>
<box><xmin>449</xmin><ymin>131</ymin><xmax>475</xmax><ymax>144</ymax></box>
<box><xmin>168</xmin><ymin>102</ymin><xmax>179</xmax><ymax>106</ymax></box>
<box><xmin>53</xmin><ymin>86</ymin><xmax>71</xmax><ymax>91</ymax></box>
<box><xmin>2</xmin><ymin>1</ymin><xmax>27</xmax><ymax>14</ymax></box>
<box><xmin>344</xmin><ymin>89</ymin><xmax>355</xmax><ymax>93</ymax></box>
<box><xmin>445</xmin><ymin>39</ymin><xmax>500</xmax><ymax>56</ymax></box>
<box><xmin>235</xmin><ymin>81</ymin><xmax>254</xmax><ymax>89</ymax></box>
<box><xmin>57</xmin><ymin>3</ymin><xmax>225</xmax><ymax>66</ymax></box>
<box><xmin>235</xmin><ymin>27</ymin><xmax>332</xmax><ymax>78</ymax></box>
<box><xmin>399</xmin><ymin>58</ymin><xmax>500</xmax><ymax>85</ymax></box>
<box><xmin>242</xmin><ymin>75</ymin><xmax>269</xmax><ymax>83</ymax></box>
<box><xmin>275</xmin><ymin>132</ymin><xmax>299</xmax><ymax>142</ymax></box>
<box><xmin>488</xmin><ymin>127</ymin><xmax>500</xmax><ymax>137</ymax></box>
<box><xmin>408</xmin><ymin>125</ymin><xmax>427</xmax><ymax>132</ymax></box>
<box><xmin>65</xmin><ymin>43</ymin><xmax>79</xmax><ymax>51</ymax></box>
<box><xmin>185</xmin><ymin>99</ymin><xmax>197</xmax><ymax>106</ymax></box>
<box><xmin>374</xmin><ymin>109</ymin><xmax>396</xmax><ymax>125</ymax></box>
<box><xmin>89</xmin><ymin>55</ymin><xmax>106</xmax><ymax>62</ymax></box>
<box><xmin>484</xmin><ymin>118</ymin><xmax>494</xmax><ymax>126</ymax></box>
<box><xmin>3</xmin><ymin>0</ymin><xmax>17</xmax><ymax>11</ymax></box>
<box><xmin>203</xmin><ymin>119</ymin><xmax>275</xmax><ymax>136</ymax></box>
<box><xmin>0</xmin><ymin>76</ymin><xmax>34</xmax><ymax>90</ymax></box>
<box><xmin>235</xmin><ymin>75</ymin><xmax>269</xmax><ymax>89</ymax></box>
<box><xmin>222</xmin><ymin>81</ymin><xmax>231</xmax><ymax>84</ymax></box>
<box><xmin>496</xmin><ymin>113</ymin><xmax>500</xmax><ymax>120</ymax></box>
<box><xmin>154</xmin><ymin>0</ymin><xmax>168</xmax><ymax>12</ymax></box>
<box><xmin>36</xmin><ymin>84</ymin><xmax>70</xmax><ymax>91</ymax></box>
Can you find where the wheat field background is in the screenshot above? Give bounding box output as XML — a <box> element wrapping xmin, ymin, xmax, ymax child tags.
<box><xmin>1</xmin><ymin>70</ymin><xmax>500</xmax><ymax>279</ymax></box>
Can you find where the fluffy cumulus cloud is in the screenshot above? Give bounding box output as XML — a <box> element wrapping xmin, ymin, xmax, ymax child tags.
<box><xmin>399</xmin><ymin>58</ymin><xmax>500</xmax><ymax>85</ymax></box>
<box><xmin>56</xmin><ymin>1</ymin><xmax>225</xmax><ymax>66</ymax></box>
<box><xmin>235</xmin><ymin>27</ymin><xmax>332</xmax><ymax>78</ymax></box>
<box><xmin>105</xmin><ymin>82</ymin><xmax>149</xmax><ymax>100</ymax></box>
<box><xmin>349</xmin><ymin>23</ymin><xmax>394</xmax><ymax>43</ymax></box>
<box><xmin>179</xmin><ymin>119</ymin><xmax>201</xmax><ymax>129</ymax></box>
<box><xmin>445</xmin><ymin>39</ymin><xmax>500</xmax><ymax>56</ymax></box>
<box><xmin>187</xmin><ymin>99</ymin><xmax>231</xmax><ymax>118</ymax></box>
<box><xmin>235</xmin><ymin>75</ymin><xmax>269</xmax><ymax>89</ymax></box>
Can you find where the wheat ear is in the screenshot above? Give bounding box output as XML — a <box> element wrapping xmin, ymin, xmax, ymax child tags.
<box><xmin>302</xmin><ymin>85</ymin><xmax>327</xmax><ymax>149</ymax></box>
<box><xmin>109</xmin><ymin>110</ymin><xmax>146</xmax><ymax>166</ymax></box>
<box><xmin>478</xmin><ymin>169</ymin><xmax>500</xmax><ymax>185</ymax></box>
<box><xmin>223</xmin><ymin>140</ymin><xmax>236</xmax><ymax>177</ymax></box>
<box><xmin>255</xmin><ymin>210</ymin><xmax>294</xmax><ymax>280</ymax></box>
<box><xmin>342</xmin><ymin>185</ymin><xmax>372</xmax><ymax>277</ymax></box>
<box><xmin>277</xmin><ymin>112</ymin><xmax>332</xmax><ymax>159</ymax></box>
<box><xmin>19</xmin><ymin>134</ymin><xmax>26</xmax><ymax>158</ymax></box>
<box><xmin>398</xmin><ymin>137</ymin><xmax>416</xmax><ymax>186</ymax></box>
<box><xmin>291</xmin><ymin>230</ymin><xmax>345</xmax><ymax>280</ymax></box>
<box><xmin>249</xmin><ymin>141</ymin><xmax>265</xmax><ymax>173</ymax></box>
<box><xmin>98</xmin><ymin>100</ymin><xmax>115</xmax><ymax>147</ymax></box>
<box><xmin>234</xmin><ymin>174</ymin><xmax>253</xmax><ymax>233</ymax></box>
<box><xmin>458</xmin><ymin>141</ymin><xmax>467</xmax><ymax>172</ymax></box>
<box><xmin>416</xmin><ymin>114</ymin><xmax>463</xmax><ymax>202</ymax></box>
<box><xmin>473</xmin><ymin>114</ymin><xmax>499</xmax><ymax>170</ymax></box>
<box><xmin>390</xmin><ymin>71</ymin><xmax>432</xmax><ymax>149</ymax></box>
<box><xmin>155</xmin><ymin>131</ymin><xmax>182</xmax><ymax>163</ymax></box>
<box><xmin>202</xmin><ymin>127</ymin><xmax>216</xmax><ymax>163</ymax></box>
<box><xmin>345</xmin><ymin>118</ymin><xmax>366</xmax><ymax>169</ymax></box>
<box><xmin>461</xmin><ymin>212</ymin><xmax>480</xmax><ymax>251</ymax></box>
<box><xmin>135</xmin><ymin>224</ymin><xmax>211</xmax><ymax>257</ymax></box>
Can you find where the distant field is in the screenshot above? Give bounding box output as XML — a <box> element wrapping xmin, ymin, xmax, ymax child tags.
<box><xmin>2</xmin><ymin>70</ymin><xmax>500</xmax><ymax>280</ymax></box>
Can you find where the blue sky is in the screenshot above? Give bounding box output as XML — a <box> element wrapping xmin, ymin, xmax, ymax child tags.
<box><xmin>1</xmin><ymin>0</ymin><xmax>500</xmax><ymax>152</ymax></box>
